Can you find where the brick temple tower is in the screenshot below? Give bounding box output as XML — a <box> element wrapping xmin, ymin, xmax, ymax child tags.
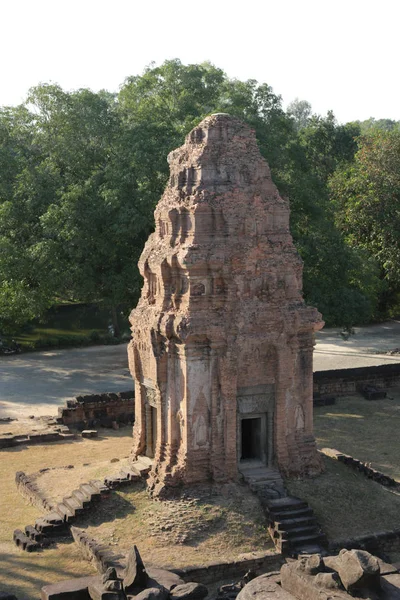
<box><xmin>128</xmin><ymin>113</ymin><xmax>324</xmax><ymax>496</ymax></box>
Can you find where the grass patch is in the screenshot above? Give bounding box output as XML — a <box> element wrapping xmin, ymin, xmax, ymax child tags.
<box><xmin>0</xmin><ymin>430</ymin><xmax>133</xmax><ymax>600</ymax></box>
<box><xmin>286</xmin><ymin>455</ymin><xmax>400</xmax><ymax>542</ymax></box>
<box><xmin>314</xmin><ymin>392</ymin><xmax>400</xmax><ymax>480</ymax></box>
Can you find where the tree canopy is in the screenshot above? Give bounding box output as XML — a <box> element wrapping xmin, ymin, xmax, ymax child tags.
<box><xmin>0</xmin><ymin>59</ymin><xmax>398</xmax><ymax>334</ymax></box>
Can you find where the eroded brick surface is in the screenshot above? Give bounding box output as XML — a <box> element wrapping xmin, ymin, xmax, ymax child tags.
<box><xmin>128</xmin><ymin>113</ymin><xmax>323</xmax><ymax>495</ymax></box>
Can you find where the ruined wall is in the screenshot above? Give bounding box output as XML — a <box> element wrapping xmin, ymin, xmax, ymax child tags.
<box><xmin>128</xmin><ymin>113</ymin><xmax>323</xmax><ymax>495</ymax></box>
<box><xmin>58</xmin><ymin>391</ymin><xmax>134</xmax><ymax>429</ymax></box>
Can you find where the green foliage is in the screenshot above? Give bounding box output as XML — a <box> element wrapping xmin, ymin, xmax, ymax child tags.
<box><xmin>0</xmin><ymin>59</ymin><xmax>392</xmax><ymax>333</ymax></box>
<box><xmin>331</xmin><ymin>130</ymin><xmax>400</xmax><ymax>314</ymax></box>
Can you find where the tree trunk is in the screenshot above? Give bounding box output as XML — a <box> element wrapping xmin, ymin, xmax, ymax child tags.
<box><xmin>111</xmin><ymin>305</ymin><xmax>120</xmax><ymax>338</ymax></box>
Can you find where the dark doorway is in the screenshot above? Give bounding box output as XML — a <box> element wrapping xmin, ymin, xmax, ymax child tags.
<box><xmin>146</xmin><ymin>405</ymin><xmax>157</xmax><ymax>458</ymax></box>
<box><xmin>241</xmin><ymin>417</ymin><xmax>262</xmax><ymax>460</ymax></box>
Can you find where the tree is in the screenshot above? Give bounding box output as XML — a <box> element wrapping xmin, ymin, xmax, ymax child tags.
<box><xmin>331</xmin><ymin>130</ymin><xmax>400</xmax><ymax>290</ymax></box>
<box><xmin>0</xmin><ymin>86</ymin><xmax>152</xmax><ymax>334</ymax></box>
<box><xmin>0</xmin><ymin>60</ymin><xmax>381</xmax><ymax>333</ymax></box>
<box><xmin>287</xmin><ymin>98</ymin><xmax>312</xmax><ymax>130</ymax></box>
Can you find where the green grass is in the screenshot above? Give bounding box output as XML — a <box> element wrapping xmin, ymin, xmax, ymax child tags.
<box><xmin>286</xmin><ymin>455</ymin><xmax>400</xmax><ymax>542</ymax></box>
<box><xmin>314</xmin><ymin>393</ymin><xmax>400</xmax><ymax>480</ymax></box>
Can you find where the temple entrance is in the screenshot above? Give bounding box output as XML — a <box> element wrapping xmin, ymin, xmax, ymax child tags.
<box><xmin>241</xmin><ymin>417</ymin><xmax>262</xmax><ymax>460</ymax></box>
<box><xmin>239</xmin><ymin>413</ymin><xmax>268</xmax><ymax>464</ymax></box>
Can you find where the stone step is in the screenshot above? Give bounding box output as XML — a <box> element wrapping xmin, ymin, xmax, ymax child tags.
<box><xmin>241</xmin><ymin>466</ymin><xmax>283</xmax><ymax>476</ymax></box>
<box><xmin>62</xmin><ymin>496</ymin><xmax>86</xmax><ymax>516</ymax></box>
<box><xmin>284</xmin><ymin>525</ymin><xmax>321</xmax><ymax>539</ymax></box>
<box><xmin>71</xmin><ymin>489</ymin><xmax>92</xmax><ymax>508</ymax></box>
<box><xmin>34</xmin><ymin>518</ymin><xmax>68</xmax><ymax>536</ymax></box>
<box><xmin>120</xmin><ymin>466</ymin><xmax>141</xmax><ymax>481</ymax></box>
<box><xmin>246</xmin><ymin>475</ymin><xmax>284</xmax><ymax>485</ymax></box>
<box><xmin>89</xmin><ymin>479</ymin><xmax>110</xmax><ymax>495</ymax></box>
<box><xmin>42</xmin><ymin>512</ymin><xmax>65</xmax><ymax>526</ymax></box>
<box><xmin>275</xmin><ymin>516</ymin><xmax>317</xmax><ymax>531</ymax></box>
<box><xmin>131</xmin><ymin>462</ymin><xmax>152</xmax><ymax>478</ymax></box>
<box><xmin>79</xmin><ymin>482</ymin><xmax>102</xmax><ymax>501</ymax></box>
<box><xmin>288</xmin><ymin>532</ymin><xmax>327</xmax><ymax>548</ymax></box>
<box><xmin>294</xmin><ymin>544</ymin><xmax>327</xmax><ymax>556</ymax></box>
<box><xmin>104</xmin><ymin>474</ymin><xmax>131</xmax><ymax>488</ymax></box>
<box><xmin>25</xmin><ymin>524</ymin><xmax>44</xmax><ymax>542</ymax></box>
<box><xmin>267</xmin><ymin>496</ymin><xmax>308</xmax><ymax>512</ymax></box>
<box><xmin>136</xmin><ymin>455</ymin><xmax>153</xmax><ymax>467</ymax></box>
<box><xmin>267</xmin><ymin>506</ymin><xmax>313</xmax><ymax>520</ymax></box>
<box><xmin>55</xmin><ymin>502</ymin><xmax>75</xmax><ymax>522</ymax></box>
<box><xmin>250</xmin><ymin>479</ymin><xmax>285</xmax><ymax>490</ymax></box>
<box><xmin>13</xmin><ymin>529</ymin><xmax>41</xmax><ymax>551</ymax></box>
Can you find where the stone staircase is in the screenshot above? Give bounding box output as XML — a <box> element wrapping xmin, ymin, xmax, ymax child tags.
<box><xmin>14</xmin><ymin>457</ymin><xmax>153</xmax><ymax>552</ymax></box>
<box><xmin>239</xmin><ymin>461</ymin><xmax>286</xmax><ymax>502</ymax></box>
<box><xmin>265</xmin><ymin>496</ymin><xmax>327</xmax><ymax>557</ymax></box>
<box><xmin>239</xmin><ymin>461</ymin><xmax>327</xmax><ymax>557</ymax></box>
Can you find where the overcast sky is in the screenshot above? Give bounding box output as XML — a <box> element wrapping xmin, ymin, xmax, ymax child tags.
<box><xmin>2</xmin><ymin>0</ymin><xmax>399</xmax><ymax>123</ymax></box>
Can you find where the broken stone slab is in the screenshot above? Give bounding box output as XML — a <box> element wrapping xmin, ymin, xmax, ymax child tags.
<box><xmin>88</xmin><ymin>578</ymin><xmax>125</xmax><ymax>600</ymax></box>
<box><xmin>123</xmin><ymin>545</ymin><xmax>148</xmax><ymax>592</ymax></box>
<box><xmin>280</xmin><ymin>562</ymin><xmax>349</xmax><ymax>600</ymax></box>
<box><xmin>376</xmin><ymin>558</ymin><xmax>400</xmax><ymax>576</ymax></box>
<box><xmin>381</xmin><ymin>573</ymin><xmax>400</xmax><ymax>599</ymax></box>
<box><xmin>237</xmin><ymin>573</ymin><xmax>296</xmax><ymax>600</ymax></box>
<box><xmin>145</xmin><ymin>568</ymin><xmax>184</xmax><ymax>591</ymax></box>
<box><xmin>129</xmin><ymin>588</ymin><xmax>169</xmax><ymax>600</ymax></box>
<box><xmin>170</xmin><ymin>582</ymin><xmax>208</xmax><ymax>600</ymax></box>
<box><xmin>335</xmin><ymin>549</ymin><xmax>381</xmax><ymax>595</ymax></box>
<box><xmin>41</xmin><ymin>575</ymin><xmax>99</xmax><ymax>599</ymax></box>
<box><xmin>82</xmin><ymin>430</ymin><xmax>98</xmax><ymax>438</ymax></box>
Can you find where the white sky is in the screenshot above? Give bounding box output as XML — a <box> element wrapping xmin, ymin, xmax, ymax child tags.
<box><xmin>2</xmin><ymin>0</ymin><xmax>400</xmax><ymax>123</ymax></box>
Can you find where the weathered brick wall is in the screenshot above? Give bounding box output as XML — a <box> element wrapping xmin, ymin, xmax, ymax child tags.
<box><xmin>129</xmin><ymin>113</ymin><xmax>323</xmax><ymax>495</ymax></box>
<box><xmin>313</xmin><ymin>364</ymin><xmax>400</xmax><ymax>396</ymax></box>
<box><xmin>58</xmin><ymin>390</ymin><xmax>134</xmax><ymax>428</ymax></box>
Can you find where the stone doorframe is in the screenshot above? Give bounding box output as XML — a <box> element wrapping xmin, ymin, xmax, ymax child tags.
<box><xmin>237</xmin><ymin>384</ymin><xmax>275</xmax><ymax>468</ymax></box>
<box><xmin>143</xmin><ymin>378</ymin><xmax>158</xmax><ymax>459</ymax></box>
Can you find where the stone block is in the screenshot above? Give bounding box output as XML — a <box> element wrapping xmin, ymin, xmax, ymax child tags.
<box><xmin>82</xmin><ymin>430</ymin><xmax>98</xmax><ymax>438</ymax></box>
<box><xmin>41</xmin><ymin>575</ymin><xmax>99</xmax><ymax>600</ymax></box>
<box><xmin>336</xmin><ymin>549</ymin><xmax>380</xmax><ymax>594</ymax></box>
<box><xmin>237</xmin><ymin>574</ymin><xmax>295</xmax><ymax>600</ymax></box>
<box><xmin>170</xmin><ymin>582</ymin><xmax>208</xmax><ymax>599</ymax></box>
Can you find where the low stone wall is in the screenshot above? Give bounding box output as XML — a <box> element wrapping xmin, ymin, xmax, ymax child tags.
<box><xmin>330</xmin><ymin>529</ymin><xmax>400</xmax><ymax>556</ymax></box>
<box><xmin>0</xmin><ymin>431</ymin><xmax>75</xmax><ymax>449</ymax></box>
<box><xmin>171</xmin><ymin>552</ymin><xmax>284</xmax><ymax>585</ymax></box>
<box><xmin>71</xmin><ymin>526</ymin><xmax>125</xmax><ymax>574</ymax></box>
<box><xmin>58</xmin><ymin>390</ymin><xmax>134</xmax><ymax>429</ymax></box>
<box><xmin>15</xmin><ymin>471</ymin><xmax>54</xmax><ymax>512</ymax></box>
<box><xmin>321</xmin><ymin>448</ymin><xmax>398</xmax><ymax>488</ymax></box>
<box><xmin>313</xmin><ymin>363</ymin><xmax>400</xmax><ymax>396</ymax></box>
